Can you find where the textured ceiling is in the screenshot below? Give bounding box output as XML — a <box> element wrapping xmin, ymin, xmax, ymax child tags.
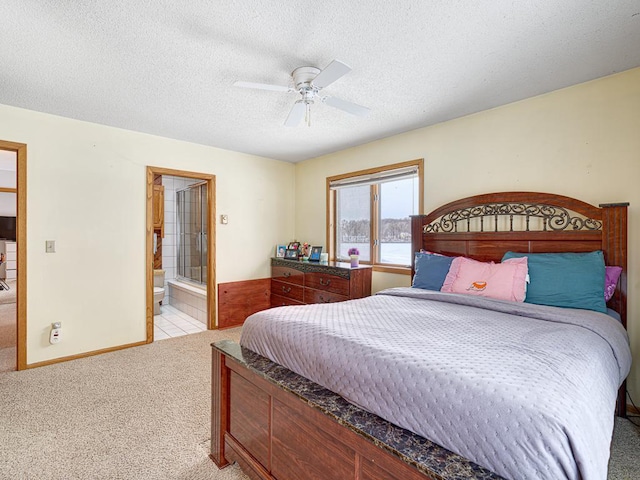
<box><xmin>1</xmin><ymin>1</ymin><xmax>639</xmax><ymax>162</ymax></box>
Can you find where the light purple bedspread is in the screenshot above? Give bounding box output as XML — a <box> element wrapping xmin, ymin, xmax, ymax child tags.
<box><xmin>240</xmin><ymin>287</ymin><xmax>631</xmax><ymax>480</ymax></box>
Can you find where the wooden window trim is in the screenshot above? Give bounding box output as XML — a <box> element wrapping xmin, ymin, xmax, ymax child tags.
<box><xmin>373</xmin><ymin>265</ymin><xmax>412</xmax><ymax>275</ymax></box>
<box><xmin>326</xmin><ymin>159</ymin><xmax>424</xmax><ymax>267</ymax></box>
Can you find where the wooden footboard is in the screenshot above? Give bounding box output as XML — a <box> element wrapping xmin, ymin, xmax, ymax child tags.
<box><xmin>210</xmin><ymin>341</ymin><xmax>500</xmax><ymax>480</ymax></box>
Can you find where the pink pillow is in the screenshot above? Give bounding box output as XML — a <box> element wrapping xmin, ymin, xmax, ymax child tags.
<box><xmin>441</xmin><ymin>256</ymin><xmax>528</xmax><ymax>302</ymax></box>
<box><xmin>604</xmin><ymin>266</ymin><xmax>622</xmax><ymax>301</ymax></box>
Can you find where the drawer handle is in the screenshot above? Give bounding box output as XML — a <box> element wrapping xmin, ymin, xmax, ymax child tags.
<box><xmin>283</xmin><ymin>272</ymin><xmax>291</xmax><ymax>278</ymax></box>
<box><xmin>282</xmin><ymin>286</ymin><xmax>291</xmax><ymax>293</ymax></box>
<box><xmin>319</xmin><ymin>295</ymin><xmax>331</xmax><ymax>303</ymax></box>
<box><xmin>319</xmin><ymin>278</ymin><xmax>331</xmax><ymax>286</ymax></box>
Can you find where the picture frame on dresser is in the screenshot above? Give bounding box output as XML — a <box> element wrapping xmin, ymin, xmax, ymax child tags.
<box><xmin>284</xmin><ymin>248</ymin><xmax>299</xmax><ymax>260</ymax></box>
<box><xmin>275</xmin><ymin>244</ymin><xmax>286</xmax><ymax>258</ymax></box>
<box><xmin>288</xmin><ymin>241</ymin><xmax>300</xmax><ymax>251</ymax></box>
<box><xmin>308</xmin><ymin>246</ymin><xmax>322</xmax><ymax>262</ymax></box>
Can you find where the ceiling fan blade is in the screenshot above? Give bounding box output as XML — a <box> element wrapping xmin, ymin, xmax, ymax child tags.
<box><xmin>324</xmin><ymin>96</ymin><xmax>370</xmax><ymax>117</ymax></box>
<box><xmin>311</xmin><ymin>60</ymin><xmax>351</xmax><ymax>89</ymax></box>
<box><xmin>284</xmin><ymin>101</ymin><xmax>306</xmax><ymax>127</ymax></box>
<box><xmin>233</xmin><ymin>81</ymin><xmax>291</xmax><ymax>92</ymax></box>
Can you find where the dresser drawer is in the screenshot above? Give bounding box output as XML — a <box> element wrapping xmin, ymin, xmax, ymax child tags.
<box><xmin>271</xmin><ymin>279</ymin><xmax>304</xmax><ymax>302</ymax></box>
<box><xmin>270</xmin><ymin>294</ymin><xmax>305</xmax><ymax>308</ymax></box>
<box><xmin>304</xmin><ymin>288</ymin><xmax>349</xmax><ymax>304</ymax></box>
<box><xmin>271</xmin><ymin>266</ymin><xmax>304</xmax><ymax>286</ymax></box>
<box><xmin>304</xmin><ymin>273</ymin><xmax>349</xmax><ymax>296</ymax></box>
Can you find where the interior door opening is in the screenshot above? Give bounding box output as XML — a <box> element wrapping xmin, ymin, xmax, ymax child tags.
<box><xmin>0</xmin><ymin>150</ymin><xmax>16</xmax><ymax>372</ymax></box>
<box><xmin>0</xmin><ymin>140</ymin><xmax>26</xmax><ymax>371</ymax></box>
<box><xmin>146</xmin><ymin>167</ymin><xmax>216</xmax><ymax>343</ymax></box>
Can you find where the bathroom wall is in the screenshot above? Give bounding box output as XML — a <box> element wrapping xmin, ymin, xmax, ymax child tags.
<box><xmin>161</xmin><ymin>174</ymin><xmax>209</xmax><ymax>323</ymax></box>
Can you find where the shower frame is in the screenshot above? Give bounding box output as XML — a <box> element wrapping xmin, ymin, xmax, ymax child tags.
<box><xmin>176</xmin><ymin>181</ymin><xmax>208</xmax><ymax>286</ymax></box>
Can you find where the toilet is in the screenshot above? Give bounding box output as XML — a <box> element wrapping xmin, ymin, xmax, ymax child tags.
<box><xmin>153</xmin><ymin>269</ymin><xmax>166</xmax><ymax>315</ymax></box>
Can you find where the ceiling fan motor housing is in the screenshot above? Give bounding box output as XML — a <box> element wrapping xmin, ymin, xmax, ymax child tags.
<box><xmin>292</xmin><ymin>66</ymin><xmax>321</xmax><ymax>91</ymax></box>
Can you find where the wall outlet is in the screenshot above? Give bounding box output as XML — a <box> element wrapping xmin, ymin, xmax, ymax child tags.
<box><xmin>50</xmin><ymin>322</ymin><xmax>62</xmax><ymax>344</ymax></box>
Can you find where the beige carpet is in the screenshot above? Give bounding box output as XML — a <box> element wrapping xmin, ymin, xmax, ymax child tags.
<box><xmin>0</xmin><ymin>328</ymin><xmax>249</xmax><ymax>480</ymax></box>
<box><xmin>0</xmin><ymin>303</ymin><xmax>16</xmax><ymax>348</ymax></box>
<box><xmin>0</xmin><ymin>326</ymin><xmax>638</xmax><ymax>479</ymax></box>
<box><xmin>0</xmin><ymin>280</ymin><xmax>16</xmax><ymax>372</ymax></box>
<box><xmin>0</xmin><ymin>279</ymin><xmax>16</xmax><ymax>304</ymax></box>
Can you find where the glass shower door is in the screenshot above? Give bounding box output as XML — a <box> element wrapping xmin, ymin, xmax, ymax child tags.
<box><xmin>177</xmin><ymin>182</ymin><xmax>207</xmax><ymax>285</ymax></box>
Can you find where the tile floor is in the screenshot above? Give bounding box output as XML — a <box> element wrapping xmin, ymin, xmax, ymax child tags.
<box><xmin>153</xmin><ymin>304</ymin><xmax>207</xmax><ymax>340</ymax></box>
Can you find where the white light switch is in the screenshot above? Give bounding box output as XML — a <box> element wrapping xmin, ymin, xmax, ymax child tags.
<box><xmin>46</xmin><ymin>240</ymin><xmax>56</xmax><ymax>253</ymax></box>
<box><xmin>220</xmin><ymin>214</ymin><xmax>229</xmax><ymax>224</ymax></box>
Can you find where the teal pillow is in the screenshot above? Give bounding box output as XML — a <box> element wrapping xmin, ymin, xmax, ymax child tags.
<box><xmin>412</xmin><ymin>252</ymin><xmax>454</xmax><ymax>291</ymax></box>
<box><xmin>501</xmin><ymin>251</ymin><xmax>606</xmax><ymax>313</ymax></box>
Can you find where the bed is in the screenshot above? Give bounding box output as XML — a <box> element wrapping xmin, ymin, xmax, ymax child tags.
<box><xmin>210</xmin><ymin>192</ymin><xmax>630</xmax><ymax>480</ymax></box>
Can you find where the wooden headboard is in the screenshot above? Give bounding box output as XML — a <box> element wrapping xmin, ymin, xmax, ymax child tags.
<box><xmin>410</xmin><ymin>192</ymin><xmax>629</xmax><ymax>415</ymax></box>
<box><xmin>411</xmin><ymin>192</ymin><xmax>629</xmax><ymax>321</ymax></box>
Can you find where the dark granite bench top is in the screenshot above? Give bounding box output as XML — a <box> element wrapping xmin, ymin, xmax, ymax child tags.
<box><xmin>213</xmin><ymin>340</ymin><xmax>502</xmax><ymax>480</ymax></box>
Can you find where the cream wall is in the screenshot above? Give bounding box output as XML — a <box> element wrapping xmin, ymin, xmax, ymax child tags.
<box><xmin>0</xmin><ymin>104</ymin><xmax>295</xmax><ymax>365</ymax></box>
<box><xmin>295</xmin><ymin>67</ymin><xmax>640</xmax><ymax>398</ymax></box>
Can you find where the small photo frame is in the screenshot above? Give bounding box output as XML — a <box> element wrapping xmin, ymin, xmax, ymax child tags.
<box><xmin>284</xmin><ymin>248</ymin><xmax>299</xmax><ymax>260</ymax></box>
<box><xmin>275</xmin><ymin>245</ymin><xmax>286</xmax><ymax>258</ymax></box>
<box><xmin>308</xmin><ymin>246</ymin><xmax>323</xmax><ymax>262</ymax></box>
<box><xmin>288</xmin><ymin>241</ymin><xmax>300</xmax><ymax>251</ymax></box>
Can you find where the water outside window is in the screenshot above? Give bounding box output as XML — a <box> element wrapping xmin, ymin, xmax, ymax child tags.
<box><xmin>379</xmin><ymin>177</ymin><xmax>419</xmax><ymax>265</ymax></box>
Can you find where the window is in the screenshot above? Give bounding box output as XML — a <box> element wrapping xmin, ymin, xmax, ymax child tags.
<box><xmin>327</xmin><ymin>159</ymin><xmax>423</xmax><ymax>272</ymax></box>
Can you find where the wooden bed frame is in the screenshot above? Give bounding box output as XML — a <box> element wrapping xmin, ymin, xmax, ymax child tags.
<box><xmin>211</xmin><ymin>192</ymin><xmax>629</xmax><ymax>480</ymax></box>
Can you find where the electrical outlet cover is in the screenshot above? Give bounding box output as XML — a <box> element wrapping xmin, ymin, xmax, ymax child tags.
<box><xmin>49</xmin><ymin>328</ymin><xmax>61</xmax><ymax>344</ymax></box>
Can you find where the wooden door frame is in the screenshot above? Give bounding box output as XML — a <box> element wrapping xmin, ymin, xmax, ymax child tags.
<box><xmin>0</xmin><ymin>140</ymin><xmax>27</xmax><ymax>370</ymax></box>
<box><xmin>146</xmin><ymin>167</ymin><xmax>216</xmax><ymax>342</ymax></box>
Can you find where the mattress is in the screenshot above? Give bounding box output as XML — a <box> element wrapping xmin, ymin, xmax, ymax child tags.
<box><xmin>240</xmin><ymin>287</ymin><xmax>631</xmax><ymax>480</ymax></box>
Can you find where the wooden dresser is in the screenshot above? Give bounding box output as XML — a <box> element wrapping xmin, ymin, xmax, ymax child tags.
<box><xmin>271</xmin><ymin>258</ymin><xmax>372</xmax><ymax>307</ymax></box>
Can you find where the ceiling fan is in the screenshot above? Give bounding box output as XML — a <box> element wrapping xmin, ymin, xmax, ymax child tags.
<box><xmin>234</xmin><ymin>59</ymin><xmax>370</xmax><ymax>127</ymax></box>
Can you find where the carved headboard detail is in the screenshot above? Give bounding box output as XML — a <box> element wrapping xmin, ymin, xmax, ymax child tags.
<box><xmin>422</xmin><ymin>201</ymin><xmax>602</xmax><ymax>234</ymax></box>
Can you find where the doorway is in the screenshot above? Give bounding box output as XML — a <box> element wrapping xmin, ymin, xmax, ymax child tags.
<box><xmin>0</xmin><ymin>140</ymin><xmax>26</xmax><ymax>371</ymax></box>
<box><xmin>145</xmin><ymin>167</ymin><xmax>216</xmax><ymax>343</ymax></box>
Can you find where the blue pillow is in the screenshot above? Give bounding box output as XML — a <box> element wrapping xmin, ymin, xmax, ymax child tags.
<box><xmin>501</xmin><ymin>251</ymin><xmax>606</xmax><ymax>313</ymax></box>
<box><xmin>412</xmin><ymin>252</ymin><xmax>454</xmax><ymax>291</ymax></box>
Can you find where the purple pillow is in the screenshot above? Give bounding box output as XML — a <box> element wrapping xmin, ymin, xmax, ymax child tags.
<box><xmin>604</xmin><ymin>266</ymin><xmax>622</xmax><ymax>301</ymax></box>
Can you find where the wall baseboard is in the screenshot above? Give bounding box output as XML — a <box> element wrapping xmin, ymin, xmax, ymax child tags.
<box><xmin>25</xmin><ymin>340</ymin><xmax>148</xmax><ymax>369</ymax></box>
